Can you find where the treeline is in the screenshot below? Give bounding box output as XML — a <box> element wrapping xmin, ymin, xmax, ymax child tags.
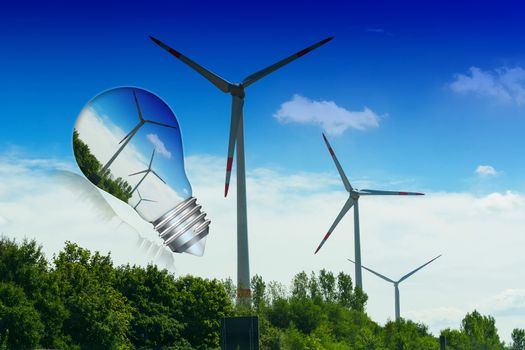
<box><xmin>73</xmin><ymin>129</ymin><xmax>133</xmax><ymax>202</ymax></box>
<box><xmin>0</xmin><ymin>238</ymin><xmax>524</xmax><ymax>350</ymax></box>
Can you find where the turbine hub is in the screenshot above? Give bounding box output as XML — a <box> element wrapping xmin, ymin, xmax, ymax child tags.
<box><xmin>350</xmin><ymin>190</ymin><xmax>360</xmax><ymax>200</ymax></box>
<box><xmin>229</xmin><ymin>84</ymin><xmax>245</xmax><ymax>98</ymax></box>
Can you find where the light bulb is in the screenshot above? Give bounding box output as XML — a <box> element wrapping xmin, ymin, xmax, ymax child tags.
<box><xmin>72</xmin><ymin>86</ymin><xmax>210</xmax><ymax>256</ymax></box>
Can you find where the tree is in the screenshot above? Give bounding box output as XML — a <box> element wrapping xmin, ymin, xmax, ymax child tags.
<box><xmin>319</xmin><ymin>269</ymin><xmax>337</xmax><ymax>303</ymax></box>
<box><xmin>510</xmin><ymin>328</ymin><xmax>525</xmax><ymax>350</ymax></box>
<box><xmin>291</xmin><ymin>271</ymin><xmax>309</xmax><ymax>299</ymax></box>
<box><xmin>461</xmin><ymin>310</ymin><xmax>505</xmax><ymax>350</ymax></box>
<box><xmin>174</xmin><ymin>275</ymin><xmax>234</xmax><ymax>349</ymax></box>
<box><xmin>53</xmin><ymin>242</ymin><xmax>132</xmax><ymax>349</ymax></box>
<box><xmin>0</xmin><ymin>282</ymin><xmax>44</xmax><ymax>350</ymax></box>
<box><xmin>115</xmin><ymin>265</ymin><xmax>189</xmax><ymax>350</ymax></box>
<box><xmin>336</xmin><ymin>271</ymin><xmax>354</xmax><ymax>308</ymax></box>
<box><xmin>252</xmin><ymin>274</ymin><xmax>267</xmax><ymax>312</ymax></box>
<box><xmin>73</xmin><ymin>129</ymin><xmax>133</xmax><ymax>202</ymax></box>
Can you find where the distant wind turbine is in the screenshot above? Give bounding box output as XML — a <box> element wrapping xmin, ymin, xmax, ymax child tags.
<box><xmin>133</xmin><ymin>189</ymin><xmax>156</xmax><ymax>209</ymax></box>
<box><xmin>150</xmin><ymin>34</ymin><xmax>334</xmax><ymax>301</ymax></box>
<box><xmin>347</xmin><ymin>255</ymin><xmax>441</xmax><ymax>320</ymax></box>
<box><xmin>129</xmin><ymin>149</ymin><xmax>166</xmax><ymax>194</ymax></box>
<box><xmin>315</xmin><ymin>133</ymin><xmax>424</xmax><ymax>290</ymax></box>
<box><xmin>101</xmin><ymin>90</ymin><xmax>177</xmax><ymax>173</ymax></box>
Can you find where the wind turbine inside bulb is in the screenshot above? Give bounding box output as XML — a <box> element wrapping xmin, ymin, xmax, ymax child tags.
<box><xmin>315</xmin><ymin>133</ymin><xmax>425</xmax><ymax>291</ymax></box>
<box><xmin>133</xmin><ymin>189</ymin><xmax>156</xmax><ymax>210</ymax></box>
<box><xmin>347</xmin><ymin>255</ymin><xmax>441</xmax><ymax>320</ymax></box>
<box><xmin>150</xmin><ymin>35</ymin><xmax>334</xmax><ymax>300</ymax></box>
<box><xmin>101</xmin><ymin>89</ymin><xmax>177</xmax><ymax>173</ymax></box>
<box><xmin>129</xmin><ymin>149</ymin><xmax>166</xmax><ymax>194</ymax></box>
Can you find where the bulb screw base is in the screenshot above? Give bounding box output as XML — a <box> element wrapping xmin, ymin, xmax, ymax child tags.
<box><xmin>152</xmin><ymin>197</ymin><xmax>210</xmax><ymax>255</ymax></box>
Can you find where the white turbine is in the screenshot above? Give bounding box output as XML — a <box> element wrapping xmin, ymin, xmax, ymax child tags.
<box><xmin>150</xmin><ymin>35</ymin><xmax>334</xmax><ymax>301</ymax></box>
<box><xmin>347</xmin><ymin>255</ymin><xmax>441</xmax><ymax>320</ymax></box>
<box><xmin>129</xmin><ymin>149</ymin><xmax>166</xmax><ymax>194</ymax></box>
<box><xmin>101</xmin><ymin>89</ymin><xmax>177</xmax><ymax>173</ymax></box>
<box><xmin>315</xmin><ymin>133</ymin><xmax>424</xmax><ymax>291</ymax></box>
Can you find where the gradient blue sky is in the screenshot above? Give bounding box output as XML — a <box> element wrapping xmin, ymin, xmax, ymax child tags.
<box><xmin>1</xmin><ymin>0</ymin><xmax>524</xmax><ymax>194</ymax></box>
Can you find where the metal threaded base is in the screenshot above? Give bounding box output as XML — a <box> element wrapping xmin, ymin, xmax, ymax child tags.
<box><xmin>152</xmin><ymin>197</ymin><xmax>210</xmax><ymax>255</ymax></box>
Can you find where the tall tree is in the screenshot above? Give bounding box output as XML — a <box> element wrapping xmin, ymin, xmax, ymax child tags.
<box><xmin>510</xmin><ymin>328</ymin><xmax>525</xmax><ymax>350</ymax></box>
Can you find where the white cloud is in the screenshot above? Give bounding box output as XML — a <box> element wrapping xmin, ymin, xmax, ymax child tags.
<box><xmin>274</xmin><ymin>94</ymin><xmax>381</xmax><ymax>135</ymax></box>
<box><xmin>1</xmin><ymin>152</ymin><xmax>524</xmax><ymax>342</ymax></box>
<box><xmin>450</xmin><ymin>66</ymin><xmax>525</xmax><ymax>105</ymax></box>
<box><xmin>476</xmin><ymin>164</ymin><xmax>499</xmax><ymax>177</ymax></box>
<box><xmin>146</xmin><ymin>133</ymin><xmax>172</xmax><ymax>159</ymax></box>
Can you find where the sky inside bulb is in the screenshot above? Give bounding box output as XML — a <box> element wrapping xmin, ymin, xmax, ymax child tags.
<box><xmin>74</xmin><ymin>86</ymin><xmax>191</xmax><ymax>222</ymax></box>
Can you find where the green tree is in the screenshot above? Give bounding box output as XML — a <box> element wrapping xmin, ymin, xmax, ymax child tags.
<box><xmin>115</xmin><ymin>264</ymin><xmax>189</xmax><ymax>350</ymax></box>
<box><xmin>174</xmin><ymin>275</ymin><xmax>234</xmax><ymax>349</ymax></box>
<box><xmin>54</xmin><ymin>242</ymin><xmax>132</xmax><ymax>350</ymax></box>
<box><xmin>0</xmin><ymin>238</ymin><xmax>69</xmax><ymax>348</ymax></box>
<box><xmin>73</xmin><ymin>129</ymin><xmax>133</xmax><ymax>202</ymax></box>
<box><xmin>0</xmin><ymin>282</ymin><xmax>44</xmax><ymax>350</ymax></box>
<box><xmin>510</xmin><ymin>328</ymin><xmax>525</xmax><ymax>350</ymax></box>
<box><xmin>336</xmin><ymin>272</ymin><xmax>354</xmax><ymax>308</ymax></box>
<box><xmin>319</xmin><ymin>269</ymin><xmax>337</xmax><ymax>303</ymax></box>
<box><xmin>461</xmin><ymin>310</ymin><xmax>505</xmax><ymax>350</ymax></box>
<box><xmin>252</xmin><ymin>274</ymin><xmax>267</xmax><ymax>313</ymax></box>
<box><xmin>291</xmin><ymin>271</ymin><xmax>309</xmax><ymax>299</ymax></box>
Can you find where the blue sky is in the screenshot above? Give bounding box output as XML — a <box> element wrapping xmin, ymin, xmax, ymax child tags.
<box><xmin>1</xmin><ymin>0</ymin><xmax>525</xmax><ymax>339</ymax></box>
<box><xmin>1</xmin><ymin>0</ymin><xmax>524</xmax><ymax>193</ymax></box>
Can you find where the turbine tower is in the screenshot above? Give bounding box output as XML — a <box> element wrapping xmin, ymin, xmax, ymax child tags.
<box><xmin>129</xmin><ymin>149</ymin><xmax>166</xmax><ymax>194</ymax></box>
<box><xmin>315</xmin><ymin>133</ymin><xmax>424</xmax><ymax>290</ymax></box>
<box><xmin>101</xmin><ymin>90</ymin><xmax>177</xmax><ymax>173</ymax></box>
<box><xmin>347</xmin><ymin>255</ymin><xmax>441</xmax><ymax>320</ymax></box>
<box><xmin>150</xmin><ymin>35</ymin><xmax>334</xmax><ymax>301</ymax></box>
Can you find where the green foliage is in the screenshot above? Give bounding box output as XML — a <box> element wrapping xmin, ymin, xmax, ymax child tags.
<box><xmin>510</xmin><ymin>328</ymin><xmax>525</xmax><ymax>350</ymax></box>
<box><xmin>0</xmin><ymin>237</ymin><xmax>517</xmax><ymax>350</ymax></box>
<box><xmin>73</xmin><ymin>129</ymin><xmax>133</xmax><ymax>202</ymax></box>
<box><xmin>441</xmin><ymin>310</ymin><xmax>506</xmax><ymax>350</ymax></box>
<box><xmin>174</xmin><ymin>275</ymin><xmax>234</xmax><ymax>349</ymax></box>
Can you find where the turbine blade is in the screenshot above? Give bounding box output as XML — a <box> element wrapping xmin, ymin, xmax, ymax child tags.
<box><xmin>129</xmin><ymin>170</ymin><xmax>148</xmax><ymax>176</ymax></box>
<box><xmin>119</xmin><ymin>123</ymin><xmax>141</xmax><ymax>144</ymax></box>
<box><xmin>398</xmin><ymin>254</ymin><xmax>442</xmax><ymax>283</ymax></box>
<box><xmin>149</xmin><ymin>36</ymin><xmax>232</xmax><ymax>93</ymax></box>
<box><xmin>137</xmin><ymin>189</ymin><xmax>143</xmax><ymax>200</ymax></box>
<box><xmin>144</xmin><ymin>119</ymin><xmax>177</xmax><ymax>129</ymax></box>
<box><xmin>359</xmin><ymin>189</ymin><xmax>424</xmax><ymax>196</ymax></box>
<box><xmin>133</xmin><ymin>90</ymin><xmax>144</xmax><ymax>121</ymax></box>
<box><xmin>142</xmin><ymin>199</ymin><xmax>156</xmax><ymax>202</ymax></box>
<box><xmin>347</xmin><ymin>258</ymin><xmax>396</xmax><ymax>283</ymax></box>
<box><xmin>322</xmin><ymin>133</ymin><xmax>353</xmax><ymax>192</ymax></box>
<box><xmin>314</xmin><ymin>198</ymin><xmax>354</xmax><ymax>254</ymax></box>
<box><xmin>151</xmin><ymin>170</ymin><xmax>166</xmax><ymax>184</ymax></box>
<box><xmin>241</xmin><ymin>36</ymin><xmax>334</xmax><ymax>88</ymax></box>
<box><xmin>224</xmin><ymin>95</ymin><xmax>244</xmax><ymax>197</ymax></box>
<box><xmin>149</xmin><ymin>149</ymin><xmax>155</xmax><ymax>168</ymax></box>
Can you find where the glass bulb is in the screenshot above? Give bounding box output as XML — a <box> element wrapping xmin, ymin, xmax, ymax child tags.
<box><xmin>72</xmin><ymin>86</ymin><xmax>210</xmax><ymax>256</ymax></box>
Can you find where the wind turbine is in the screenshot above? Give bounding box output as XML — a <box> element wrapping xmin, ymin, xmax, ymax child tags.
<box><xmin>315</xmin><ymin>133</ymin><xmax>424</xmax><ymax>290</ymax></box>
<box><xmin>150</xmin><ymin>35</ymin><xmax>334</xmax><ymax>300</ymax></box>
<box><xmin>129</xmin><ymin>149</ymin><xmax>166</xmax><ymax>194</ymax></box>
<box><xmin>101</xmin><ymin>90</ymin><xmax>177</xmax><ymax>173</ymax></box>
<box><xmin>347</xmin><ymin>255</ymin><xmax>441</xmax><ymax>320</ymax></box>
<box><xmin>133</xmin><ymin>189</ymin><xmax>156</xmax><ymax>209</ymax></box>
